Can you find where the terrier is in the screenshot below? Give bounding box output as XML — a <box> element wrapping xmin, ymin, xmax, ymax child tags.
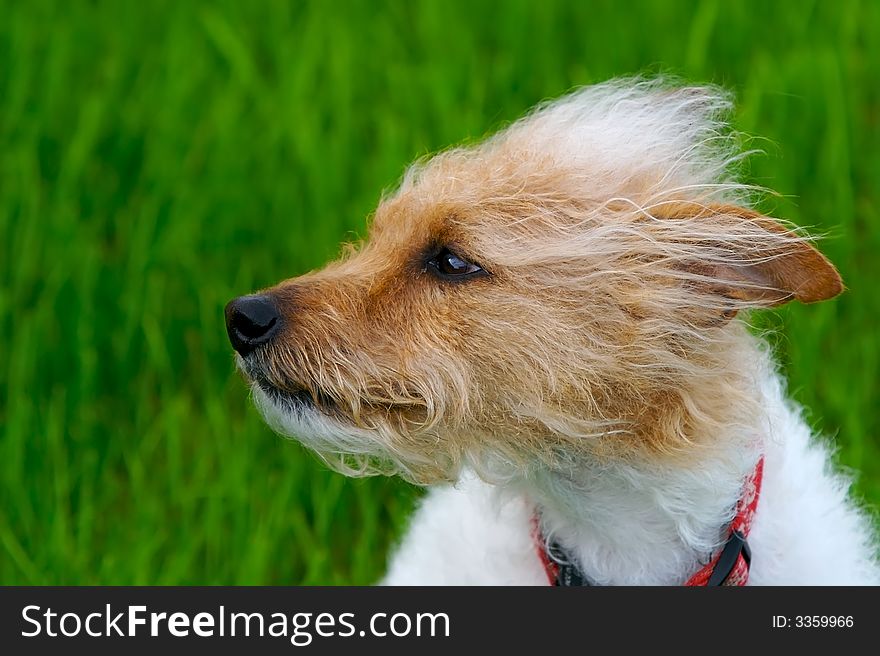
<box><xmin>225</xmin><ymin>79</ymin><xmax>878</xmax><ymax>585</ymax></box>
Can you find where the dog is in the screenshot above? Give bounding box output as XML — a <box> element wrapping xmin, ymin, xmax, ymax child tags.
<box><xmin>225</xmin><ymin>79</ymin><xmax>878</xmax><ymax>585</ymax></box>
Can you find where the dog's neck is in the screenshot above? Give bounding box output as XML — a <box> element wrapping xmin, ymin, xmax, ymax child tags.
<box><xmin>523</xmin><ymin>445</ymin><xmax>761</xmax><ymax>585</ymax></box>
<box><xmin>513</xmin><ymin>338</ymin><xmax>769</xmax><ymax>585</ymax></box>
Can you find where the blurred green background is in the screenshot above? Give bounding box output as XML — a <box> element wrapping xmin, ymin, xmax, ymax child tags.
<box><xmin>1</xmin><ymin>0</ymin><xmax>878</xmax><ymax>584</ymax></box>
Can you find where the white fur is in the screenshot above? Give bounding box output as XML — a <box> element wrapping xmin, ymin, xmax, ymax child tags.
<box><xmin>383</xmin><ymin>348</ymin><xmax>879</xmax><ymax>585</ymax></box>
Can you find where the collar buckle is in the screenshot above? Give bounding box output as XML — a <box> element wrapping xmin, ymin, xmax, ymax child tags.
<box><xmin>706</xmin><ymin>530</ymin><xmax>751</xmax><ymax>586</ymax></box>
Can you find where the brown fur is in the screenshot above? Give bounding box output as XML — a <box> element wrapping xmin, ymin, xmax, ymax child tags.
<box><xmin>243</xmin><ymin>81</ymin><xmax>843</xmax><ymax>484</ymax></box>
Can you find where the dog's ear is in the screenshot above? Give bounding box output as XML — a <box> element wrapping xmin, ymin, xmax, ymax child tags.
<box><xmin>655</xmin><ymin>202</ymin><xmax>843</xmax><ymax>313</ymax></box>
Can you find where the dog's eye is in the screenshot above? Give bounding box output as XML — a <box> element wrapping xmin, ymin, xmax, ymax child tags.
<box><xmin>427</xmin><ymin>248</ymin><xmax>484</xmax><ymax>279</ymax></box>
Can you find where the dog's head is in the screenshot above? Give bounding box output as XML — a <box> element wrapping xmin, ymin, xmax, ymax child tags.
<box><xmin>226</xmin><ymin>79</ymin><xmax>842</xmax><ymax>483</ymax></box>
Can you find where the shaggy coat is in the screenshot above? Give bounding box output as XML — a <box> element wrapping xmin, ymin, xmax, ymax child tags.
<box><xmin>233</xmin><ymin>79</ymin><xmax>879</xmax><ymax>584</ymax></box>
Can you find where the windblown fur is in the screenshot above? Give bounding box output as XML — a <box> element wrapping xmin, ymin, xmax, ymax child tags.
<box><xmin>233</xmin><ymin>78</ymin><xmax>878</xmax><ymax>584</ymax></box>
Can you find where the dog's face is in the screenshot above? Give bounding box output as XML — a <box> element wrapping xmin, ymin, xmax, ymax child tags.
<box><xmin>226</xmin><ymin>81</ymin><xmax>842</xmax><ymax>483</ymax></box>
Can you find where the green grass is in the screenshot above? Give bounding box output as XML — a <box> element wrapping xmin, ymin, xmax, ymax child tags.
<box><xmin>1</xmin><ymin>0</ymin><xmax>878</xmax><ymax>584</ymax></box>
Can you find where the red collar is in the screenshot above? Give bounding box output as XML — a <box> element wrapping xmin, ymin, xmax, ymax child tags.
<box><xmin>532</xmin><ymin>456</ymin><xmax>765</xmax><ymax>586</ymax></box>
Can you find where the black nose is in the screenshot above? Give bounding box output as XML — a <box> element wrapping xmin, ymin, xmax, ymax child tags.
<box><xmin>225</xmin><ymin>294</ymin><xmax>281</xmax><ymax>356</ymax></box>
